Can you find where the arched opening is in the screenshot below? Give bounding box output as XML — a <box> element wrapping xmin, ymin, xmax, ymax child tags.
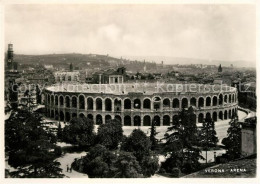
<box><xmin>181</xmin><ymin>98</ymin><xmax>188</xmax><ymax>109</ymax></box>
<box><xmin>206</xmin><ymin>112</ymin><xmax>211</xmax><ymax>120</ymax></box>
<box><xmin>219</xmin><ymin>94</ymin><xmax>223</xmax><ymax>105</ymax></box>
<box><xmin>105</xmin><ymin>115</ymin><xmax>112</xmax><ymax>123</ymax></box>
<box><xmin>206</xmin><ymin>97</ymin><xmax>211</xmax><ymax>106</ymax></box>
<box><xmin>190</xmin><ymin>97</ymin><xmax>196</xmax><ymax>107</ymax></box>
<box><xmin>163</xmin><ymin>98</ymin><xmax>170</xmax><ymax>108</ymax></box>
<box><xmin>134</xmin><ymin>116</ymin><xmax>141</xmax><ymax>126</ymax></box>
<box><xmin>172</xmin><ymin>115</ymin><xmax>179</xmax><ymax>125</ymax></box>
<box><xmin>224</xmin><ymin>95</ymin><xmax>228</xmax><ymax>103</ymax></box>
<box><xmin>163</xmin><ymin>115</ymin><xmax>170</xmax><ymax>126</ymax></box>
<box><xmin>55</xmin><ymin>96</ymin><xmax>58</xmax><ymax>106</ymax></box>
<box><xmin>60</xmin><ymin>111</ymin><xmax>64</xmax><ymax>121</ymax></box>
<box><xmin>65</xmin><ymin>112</ymin><xmax>70</xmax><ymax>122</ymax></box>
<box><xmin>143</xmin><ymin>115</ymin><xmax>151</xmax><ymax>126</ymax></box>
<box><xmin>153</xmin><ymin>115</ymin><xmax>160</xmax><ymax>126</ymax></box>
<box><xmin>87</xmin><ymin>98</ymin><xmax>93</xmax><ymax>110</ymax></box>
<box><xmin>59</xmin><ymin>96</ymin><xmax>64</xmax><ymax>106</ymax></box>
<box><xmin>114</xmin><ymin>99</ymin><xmax>122</xmax><ymax>111</ymax></box>
<box><xmin>224</xmin><ymin>110</ymin><xmax>228</xmax><ymax>120</ymax></box>
<box><xmin>51</xmin><ymin>96</ymin><xmax>54</xmax><ymax>106</ymax></box>
<box><xmin>229</xmin><ymin>94</ymin><xmax>231</xmax><ymax>103</ymax></box>
<box><xmin>219</xmin><ymin>111</ymin><xmax>223</xmax><ymax>120</ymax></box>
<box><xmin>65</xmin><ymin>96</ymin><xmax>70</xmax><ymax>108</ymax></box>
<box><xmin>172</xmin><ymin>98</ymin><xmax>180</xmax><ymax>108</ymax></box>
<box><xmin>213</xmin><ymin>112</ymin><xmax>217</xmax><ymax>122</ymax></box>
<box><xmin>87</xmin><ymin>114</ymin><xmax>93</xmax><ymax>120</ymax></box>
<box><xmin>51</xmin><ymin>110</ymin><xmax>54</xmax><ymax>118</ymax></box>
<box><xmin>153</xmin><ymin>97</ymin><xmax>161</xmax><ymax>110</ymax></box>
<box><xmin>134</xmin><ymin>99</ymin><xmax>141</xmax><ymax>109</ymax></box>
<box><xmin>79</xmin><ymin>95</ymin><xmax>85</xmax><ymax>109</ymax></box>
<box><xmin>124</xmin><ymin>99</ymin><xmax>131</xmax><ymax>109</ymax></box>
<box><xmin>96</xmin><ymin>114</ymin><xmax>103</xmax><ymax>125</ymax></box>
<box><xmin>124</xmin><ymin>116</ymin><xmax>131</xmax><ymax>126</ymax></box>
<box><xmin>105</xmin><ymin>98</ymin><xmax>112</xmax><ymax>111</ymax></box>
<box><xmin>198</xmin><ymin>97</ymin><xmax>204</xmax><ymax>108</ymax></box>
<box><xmin>143</xmin><ymin>99</ymin><xmax>151</xmax><ymax>109</ymax></box>
<box><xmin>96</xmin><ymin>98</ymin><xmax>102</xmax><ymax>110</ymax></box>
<box><xmin>229</xmin><ymin>109</ymin><xmax>232</xmax><ymax>119</ymax></box>
<box><xmin>72</xmin><ymin>96</ymin><xmax>77</xmax><ymax>108</ymax></box>
<box><xmin>72</xmin><ymin>113</ymin><xmax>77</xmax><ymax>118</ymax></box>
<box><xmin>213</xmin><ymin>96</ymin><xmax>218</xmax><ymax>106</ymax></box>
<box><xmin>115</xmin><ymin>115</ymin><xmax>122</xmax><ymax>123</ymax></box>
<box><xmin>79</xmin><ymin>113</ymin><xmax>85</xmax><ymax>118</ymax></box>
<box><xmin>198</xmin><ymin>113</ymin><xmax>204</xmax><ymax>123</ymax></box>
<box><xmin>47</xmin><ymin>95</ymin><xmax>50</xmax><ymax>105</ymax></box>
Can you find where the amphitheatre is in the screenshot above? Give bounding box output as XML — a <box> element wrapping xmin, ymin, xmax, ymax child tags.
<box><xmin>44</xmin><ymin>82</ymin><xmax>238</xmax><ymax>126</ymax></box>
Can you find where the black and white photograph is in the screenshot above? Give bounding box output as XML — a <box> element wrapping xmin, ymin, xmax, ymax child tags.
<box><xmin>1</xmin><ymin>0</ymin><xmax>258</xmax><ymax>182</ymax></box>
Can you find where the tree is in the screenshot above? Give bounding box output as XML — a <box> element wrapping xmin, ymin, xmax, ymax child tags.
<box><xmin>221</xmin><ymin>115</ymin><xmax>241</xmax><ymax>159</ymax></box>
<box><xmin>163</xmin><ymin>107</ymin><xmax>203</xmax><ymax>173</ymax></box>
<box><xmin>150</xmin><ymin>119</ymin><xmax>159</xmax><ymax>151</ymax></box>
<box><xmin>62</xmin><ymin>116</ymin><xmax>95</xmax><ymax>147</ymax></box>
<box><xmin>5</xmin><ymin>109</ymin><xmax>64</xmax><ymax>178</ymax></box>
<box><xmin>97</xmin><ymin>119</ymin><xmax>123</xmax><ymax>150</ymax></box>
<box><xmin>57</xmin><ymin>122</ymin><xmax>62</xmax><ymax>140</ymax></box>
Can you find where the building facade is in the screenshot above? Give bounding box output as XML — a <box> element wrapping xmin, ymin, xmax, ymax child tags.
<box><xmin>44</xmin><ymin>83</ymin><xmax>238</xmax><ymax>126</ymax></box>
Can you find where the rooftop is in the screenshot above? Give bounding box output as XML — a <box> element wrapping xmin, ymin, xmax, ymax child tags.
<box><xmin>45</xmin><ymin>82</ymin><xmax>236</xmax><ymax>95</ymax></box>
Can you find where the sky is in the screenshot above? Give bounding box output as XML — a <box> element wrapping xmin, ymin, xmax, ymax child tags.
<box><xmin>5</xmin><ymin>4</ymin><xmax>256</xmax><ymax>64</ymax></box>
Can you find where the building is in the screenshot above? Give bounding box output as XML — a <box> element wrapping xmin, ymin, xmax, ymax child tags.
<box><xmin>92</xmin><ymin>67</ymin><xmax>126</xmax><ymax>84</ymax></box>
<box><xmin>54</xmin><ymin>71</ymin><xmax>80</xmax><ymax>82</ymax></box>
<box><xmin>44</xmin><ymin>83</ymin><xmax>238</xmax><ymax>126</ymax></box>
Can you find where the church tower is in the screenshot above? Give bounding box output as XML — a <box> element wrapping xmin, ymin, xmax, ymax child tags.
<box><xmin>218</xmin><ymin>64</ymin><xmax>222</xmax><ymax>72</ymax></box>
<box><xmin>7</xmin><ymin>44</ymin><xmax>14</xmax><ymax>70</ymax></box>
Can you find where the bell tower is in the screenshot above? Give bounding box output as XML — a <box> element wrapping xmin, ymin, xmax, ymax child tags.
<box><xmin>7</xmin><ymin>44</ymin><xmax>14</xmax><ymax>70</ymax></box>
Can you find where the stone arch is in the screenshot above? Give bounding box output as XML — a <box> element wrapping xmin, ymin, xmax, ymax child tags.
<box><xmin>59</xmin><ymin>96</ymin><xmax>64</xmax><ymax>106</ymax></box>
<box><xmin>172</xmin><ymin>115</ymin><xmax>179</xmax><ymax>125</ymax></box>
<box><xmin>51</xmin><ymin>95</ymin><xmax>54</xmax><ymax>106</ymax></box>
<box><xmin>190</xmin><ymin>97</ymin><xmax>196</xmax><ymax>107</ymax></box>
<box><xmin>224</xmin><ymin>110</ymin><xmax>228</xmax><ymax>120</ymax></box>
<box><xmin>96</xmin><ymin>114</ymin><xmax>103</xmax><ymax>125</ymax></box>
<box><xmin>72</xmin><ymin>96</ymin><xmax>77</xmax><ymax>108</ymax></box>
<box><xmin>181</xmin><ymin>98</ymin><xmax>188</xmax><ymax>108</ymax></box>
<box><xmin>143</xmin><ymin>98</ymin><xmax>151</xmax><ymax>109</ymax></box>
<box><xmin>163</xmin><ymin>98</ymin><xmax>171</xmax><ymax>108</ymax></box>
<box><xmin>219</xmin><ymin>94</ymin><xmax>223</xmax><ymax>105</ymax></box>
<box><xmin>79</xmin><ymin>113</ymin><xmax>85</xmax><ymax>118</ymax></box>
<box><xmin>55</xmin><ymin>95</ymin><xmax>58</xmax><ymax>106</ymax></box>
<box><xmin>206</xmin><ymin>112</ymin><xmax>211</xmax><ymax>120</ymax></box>
<box><xmin>198</xmin><ymin>97</ymin><xmax>204</xmax><ymax>108</ymax></box>
<box><xmin>143</xmin><ymin>115</ymin><xmax>151</xmax><ymax>126</ymax></box>
<box><xmin>134</xmin><ymin>116</ymin><xmax>141</xmax><ymax>126</ymax></box>
<box><xmin>213</xmin><ymin>96</ymin><xmax>218</xmax><ymax>106</ymax></box>
<box><xmin>206</xmin><ymin>96</ymin><xmax>211</xmax><ymax>106</ymax></box>
<box><xmin>213</xmin><ymin>112</ymin><xmax>217</xmax><ymax>122</ymax></box>
<box><xmin>224</xmin><ymin>94</ymin><xmax>228</xmax><ymax>103</ymax></box>
<box><xmin>72</xmin><ymin>113</ymin><xmax>77</xmax><ymax>118</ymax></box>
<box><xmin>87</xmin><ymin>97</ymin><xmax>93</xmax><ymax>110</ymax></box>
<box><xmin>105</xmin><ymin>115</ymin><xmax>112</xmax><ymax>123</ymax></box>
<box><xmin>172</xmin><ymin>98</ymin><xmax>180</xmax><ymax>108</ymax></box>
<box><xmin>124</xmin><ymin>115</ymin><xmax>131</xmax><ymax>126</ymax></box>
<box><xmin>163</xmin><ymin>115</ymin><xmax>170</xmax><ymax>126</ymax></box>
<box><xmin>134</xmin><ymin>99</ymin><xmax>141</xmax><ymax>109</ymax></box>
<box><xmin>153</xmin><ymin>96</ymin><xmax>161</xmax><ymax>110</ymax></box>
<box><xmin>114</xmin><ymin>98</ymin><xmax>122</xmax><ymax>111</ymax></box>
<box><xmin>60</xmin><ymin>111</ymin><xmax>64</xmax><ymax>121</ymax></box>
<box><xmin>124</xmin><ymin>98</ymin><xmax>131</xmax><ymax>109</ymax></box>
<box><xmin>87</xmin><ymin>114</ymin><xmax>93</xmax><ymax>120</ymax></box>
<box><xmin>115</xmin><ymin>115</ymin><xmax>122</xmax><ymax>123</ymax></box>
<box><xmin>153</xmin><ymin>115</ymin><xmax>161</xmax><ymax>126</ymax></box>
<box><xmin>65</xmin><ymin>112</ymin><xmax>70</xmax><ymax>122</ymax></box>
<box><xmin>65</xmin><ymin>96</ymin><xmax>70</xmax><ymax>108</ymax></box>
<box><xmin>79</xmin><ymin>95</ymin><xmax>85</xmax><ymax>109</ymax></box>
<box><xmin>105</xmin><ymin>98</ymin><xmax>112</xmax><ymax>111</ymax></box>
<box><xmin>198</xmin><ymin>113</ymin><xmax>204</xmax><ymax>123</ymax></box>
<box><xmin>96</xmin><ymin>98</ymin><xmax>103</xmax><ymax>110</ymax></box>
<box><xmin>219</xmin><ymin>111</ymin><xmax>223</xmax><ymax>120</ymax></box>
